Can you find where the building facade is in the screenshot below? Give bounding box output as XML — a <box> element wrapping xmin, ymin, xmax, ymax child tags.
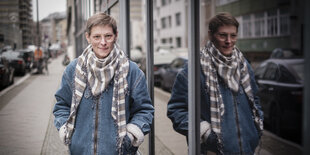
<box><xmin>40</xmin><ymin>12</ymin><xmax>67</xmax><ymax>49</ymax></box>
<box><xmin>152</xmin><ymin>0</ymin><xmax>188</xmax><ymax>51</ymax></box>
<box><xmin>0</xmin><ymin>0</ymin><xmax>33</xmax><ymax>49</ymax></box>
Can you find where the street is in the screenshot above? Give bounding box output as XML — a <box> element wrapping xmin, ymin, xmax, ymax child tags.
<box><xmin>0</xmin><ymin>55</ymin><xmax>303</xmax><ymax>155</ymax></box>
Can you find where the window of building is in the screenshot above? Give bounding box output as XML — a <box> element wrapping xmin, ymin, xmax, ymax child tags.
<box><xmin>162</xmin><ymin>0</ymin><xmax>166</xmax><ymax>6</ymax></box>
<box><xmin>254</xmin><ymin>13</ymin><xmax>265</xmax><ymax>37</ymax></box>
<box><xmin>280</xmin><ymin>8</ymin><xmax>290</xmax><ymax>36</ymax></box>
<box><xmin>176</xmin><ymin>12</ymin><xmax>181</xmax><ymax>26</ymax></box>
<box><xmin>169</xmin><ymin>38</ymin><xmax>173</xmax><ymax>44</ymax></box>
<box><xmin>238</xmin><ymin>8</ymin><xmax>290</xmax><ymax>39</ymax></box>
<box><xmin>168</xmin><ymin>16</ymin><xmax>172</xmax><ymax>28</ymax></box>
<box><xmin>176</xmin><ymin>37</ymin><xmax>181</xmax><ymax>47</ymax></box>
<box><xmin>242</xmin><ymin>15</ymin><xmax>252</xmax><ymax>38</ymax></box>
<box><xmin>267</xmin><ymin>10</ymin><xmax>278</xmax><ymax>36</ymax></box>
<box><xmin>162</xmin><ymin>38</ymin><xmax>167</xmax><ymax>44</ymax></box>
<box><xmin>216</xmin><ymin>0</ymin><xmax>238</xmax><ymax>6</ymax></box>
<box><xmin>161</xmin><ymin>17</ymin><xmax>166</xmax><ymax>29</ymax></box>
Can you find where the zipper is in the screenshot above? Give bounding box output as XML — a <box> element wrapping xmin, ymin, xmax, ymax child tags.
<box><xmin>94</xmin><ymin>97</ymin><xmax>100</xmax><ymax>155</ymax></box>
<box><xmin>233</xmin><ymin>93</ymin><xmax>243</xmax><ymax>155</ymax></box>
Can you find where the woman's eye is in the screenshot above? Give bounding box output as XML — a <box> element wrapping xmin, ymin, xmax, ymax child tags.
<box><xmin>219</xmin><ymin>34</ymin><xmax>226</xmax><ymax>38</ymax></box>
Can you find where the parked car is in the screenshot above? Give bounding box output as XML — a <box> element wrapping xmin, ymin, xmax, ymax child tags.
<box><xmin>0</xmin><ymin>45</ymin><xmax>13</xmax><ymax>53</ymax></box>
<box><xmin>254</xmin><ymin>58</ymin><xmax>304</xmax><ymax>139</ymax></box>
<box><xmin>270</xmin><ymin>48</ymin><xmax>302</xmax><ymax>59</ymax></box>
<box><xmin>1</xmin><ymin>50</ymin><xmax>26</xmax><ymax>75</ymax></box>
<box><xmin>154</xmin><ymin>57</ymin><xmax>187</xmax><ymax>92</ymax></box>
<box><xmin>16</xmin><ymin>49</ymin><xmax>34</xmax><ymax>71</ymax></box>
<box><xmin>0</xmin><ymin>56</ymin><xmax>14</xmax><ymax>89</ymax></box>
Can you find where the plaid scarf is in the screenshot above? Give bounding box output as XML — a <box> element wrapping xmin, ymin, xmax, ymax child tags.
<box><xmin>200</xmin><ymin>41</ymin><xmax>263</xmax><ymax>152</ymax></box>
<box><xmin>63</xmin><ymin>44</ymin><xmax>129</xmax><ymax>151</ymax></box>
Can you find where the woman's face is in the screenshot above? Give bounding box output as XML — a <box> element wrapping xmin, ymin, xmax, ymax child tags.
<box><xmin>209</xmin><ymin>25</ymin><xmax>237</xmax><ymax>56</ymax></box>
<box><xmin>86</xmin><ymin>25</ymin><xmax>117</xmax><ymax>59</ymax></box>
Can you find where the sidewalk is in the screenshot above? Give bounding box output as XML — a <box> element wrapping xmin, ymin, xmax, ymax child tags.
<box><xmin>0</xmin><ymin>56</ymin><xmax>65</xmax><ymax>155</ymax></box>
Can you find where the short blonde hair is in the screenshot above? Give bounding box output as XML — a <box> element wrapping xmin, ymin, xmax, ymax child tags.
<box><xmin>85</xmin><ymin>13</ymin><xmax>117</xmax><ymax>35</ymax></box>
<box><xmin>209</xmin><ymin>12</ymin><xmax>239</xmax><ymax>35</ymax></box>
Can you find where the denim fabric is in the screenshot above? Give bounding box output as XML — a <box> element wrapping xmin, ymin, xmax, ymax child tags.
<box><xmin>53</xmin><ymin>59</ymin><xmax>154</xmax><ymax>155</ymax></box>
<box><xmin>167</xmin><ymin>61</ymin><xmax>263</xmax><ymax>154</ymax></box>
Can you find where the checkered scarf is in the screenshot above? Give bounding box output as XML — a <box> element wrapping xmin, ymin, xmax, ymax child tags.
<box><xmin>200</xmin><ymin>41</ymin><xmax>263</xmax><ymax>151</ymax></box>
<box><xmin>63</xmin><ymin>44</ymin><xmax>129</xmax><ymax>151</ymax></box>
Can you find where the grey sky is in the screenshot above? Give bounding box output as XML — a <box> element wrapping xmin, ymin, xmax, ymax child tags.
<box><xmin>32</xmin><ymin>0</ymin><xmax>66</xmax><ymax>21</ymax></box>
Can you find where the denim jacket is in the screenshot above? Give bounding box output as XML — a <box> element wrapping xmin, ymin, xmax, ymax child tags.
<box><xmin>167</xmin><ymin>61</ymin><xmax>263</xmax><ymax>154</ymax></box>
<box><xmin>53</xmin><ymin>59</ymin><xmax>154</xmax><ymax>155</ymax></box>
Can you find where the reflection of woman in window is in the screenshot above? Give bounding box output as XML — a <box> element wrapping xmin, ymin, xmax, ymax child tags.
<box><xmin>168</xmin><ymin>12</ymin><xmax>263</xmax><ymax>154</ymax></box>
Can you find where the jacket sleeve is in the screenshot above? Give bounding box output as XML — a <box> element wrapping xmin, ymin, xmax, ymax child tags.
<box><xmin>53</xmin><ymin>62</ymin><xmax>74</xmax><ymax>130</ymax></box>
<box><xmin>247</xmin><ymin>61</ymin><xmax>264</xmax><ymax>121</ymax></box>
<box><xmin>167</xmin><ymin>68</ymin><xmax>189</xmax><ymax>136</ymax></box>
<box><xmin>128</xmin><ymin>65</ymin><xmax>154</xmax><ymax>135</ymax></box>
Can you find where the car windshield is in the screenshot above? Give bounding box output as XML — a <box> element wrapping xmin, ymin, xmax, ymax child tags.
<box><xmin>291</xmin><ymin>63</ymin><xmax>304</xmax><ymax>81</ymax></box>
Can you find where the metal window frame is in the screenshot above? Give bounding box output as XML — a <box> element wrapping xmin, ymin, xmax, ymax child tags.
<box><xmin>146</xmin><ymin>1</ymin><xmax>155</xmax><ymax>155</ymax></box>
<box><xmin>188</xmin><ymin>0</ymin><xmax>201</xmax><ymax>155</ymax></box>
<box><xmin>303</xmin><ymin>1</ymin><xmax>310</xmax><ymax>155</ymax></box>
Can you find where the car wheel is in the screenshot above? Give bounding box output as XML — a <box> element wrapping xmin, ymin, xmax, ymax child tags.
<box><xmin>270</xmin><ymin>103</ymin><xmax>281</xmax><ymax>136</ymax></box>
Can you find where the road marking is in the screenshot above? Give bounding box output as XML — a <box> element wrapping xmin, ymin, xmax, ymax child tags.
<box><xmin>0</xmin><ymin>74</ymin><xmax>31</xmax><ymax>97</ymax></box>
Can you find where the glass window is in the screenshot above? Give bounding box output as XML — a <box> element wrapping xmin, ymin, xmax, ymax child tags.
<box><xmin>175</xmin><ymin>12</ymin><xmax>181</xmax><ymax>26</ymax></box>
<box><xmin>280</xmin><ymin>8</ymin><xmax>290</xmax><ymax>35</ymax></box>
<box><xmin>161</xmin><ymin>17</ymin><xmax>166</xmax><ymax>28</ymax></box>
<box><xmin>291</xmin><ymin>63</ymin><xmax>304</xmax><ymax>81</ymax></box>
<box><xmin>255</xmin><ymin>63</ymin><xmax>267</xmax><ymax>79</ymax></box>
<box><xmin>161</xmin><ymin>38</ymin><xmax>167</xmax><ymax>44</ymax></box>
<box><xmin>242</xmin><ymin>15</ymin><xmax>251</xmax><ymax>38</ymax></box>
<box><xmin>263</xmin><ymin>63</ymin><xmax>279</xmax><ymax>81</ymax></box>
<box><xmin>169</xmin><ymin>38</ymin><xmax>173</xmax><ymax>44</ymax></box>
<box><xmin>170</xmin><ymin>58</ymin><xmax>185</xmax><ymax>68</ymax></box>
<box><xmin>278</xmin><ymin>65</ymin><xmax>296</xmax><ymax>83</ymax></box>
<box><xmin>267</xmin><ymin>10</ymin><xmax>278</xmax><ymax>36</ymax></box>
<box><xmin>168</xmin><ymin>16</ymin><xmax>172</xmax><ymax>28</ymax></box>
<box><xmin>176</xmin><ymin>37</ymin><xmax>181</xmax><ymax>47</ymax></box>
<box><xmin>254</xmin><ymin>13</ymin><xmax>265</xmax><ymax>37</ymax></box>
<box><xmin>216</xmin><ymin>0</ymin><xmax>238</xmax><ymax>6</ymax></box>
<box><xmin>162</xmin><ymin>0</ymin><xmax>166</xmax><ymax>6</ymax></box>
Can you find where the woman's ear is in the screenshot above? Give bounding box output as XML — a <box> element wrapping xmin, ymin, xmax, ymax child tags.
<box><xmin>114</xmin><ymin>31</ymin><xmax>118</xmax><ymax>43</ymax></box>
<box><xmin>208</xmin><ymin>30</ymin><xmax>212</xmax><ymax>41</ymax></box>
<box><xmin>85</xmin><ymin>32</ymin><xmax>90</xmax><ymax>44</ymax></box>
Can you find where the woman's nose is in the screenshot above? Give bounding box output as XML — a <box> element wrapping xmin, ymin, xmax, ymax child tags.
<box><xmin>100</xmin><ymin>37</ymin><xmax>107</xmax><ymax>44</ymax></box>
<box><xmin>225</xmin><ymin>36</ymin><xmax>232</xmax><ymax>43</ymax></box>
